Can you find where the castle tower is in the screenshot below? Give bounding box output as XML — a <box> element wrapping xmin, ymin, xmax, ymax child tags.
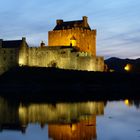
<box><xmin>48</xmin><ymin>16</ymin><xmax>96</xmax><ymax>56</ymax></box>
<box><xmin>19</xmin><ymin>37</ymin><xmax>28</xmax><ymax>66</ymax></box>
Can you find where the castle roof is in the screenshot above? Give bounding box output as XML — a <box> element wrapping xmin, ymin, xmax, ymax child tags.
<box><xmin>53</xmin><ymin>16</ymin><xmax>91</xmax><ymax>30</ymax></box>
<box><xmin>2</xmin><ymin>40</ymin><xmax>22</xmax><ymax>48</ymax></box>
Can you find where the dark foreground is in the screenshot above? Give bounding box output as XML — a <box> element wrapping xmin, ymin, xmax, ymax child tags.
<box><xmin>0</xmin><ymin>67</ymin><xmax>140</xmax><ymax>102</ymax></box>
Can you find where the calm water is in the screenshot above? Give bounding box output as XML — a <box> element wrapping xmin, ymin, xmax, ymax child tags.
<box><xmin>0</xmin><ymin>97</ymin><xmax>140</xmax><ymax>140</ymax></box>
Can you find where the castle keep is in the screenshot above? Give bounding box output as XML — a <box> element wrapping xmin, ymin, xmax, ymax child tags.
<box><xmin>0</xmin><ymin>16</ymin><xmax>104</xmax><ymax>74</ymax></box>
<box><xmin>49</xmin><ymin>16</ymin><xmax>96</xmax><ymax>56</ymax></box>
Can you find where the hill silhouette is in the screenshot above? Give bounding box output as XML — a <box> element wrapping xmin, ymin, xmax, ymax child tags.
<box><xmin>105</xmin><ymin>57</ymin><xmax>140</xmax><ymax>72</ymax></box>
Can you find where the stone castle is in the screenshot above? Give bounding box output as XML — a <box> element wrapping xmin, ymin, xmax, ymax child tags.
<box><xmin>0</xmin><ymin>16</ymin><xmax>104</xmax><ymax>75</ymax></box>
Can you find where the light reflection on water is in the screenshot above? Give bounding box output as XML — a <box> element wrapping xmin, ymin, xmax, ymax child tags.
<box><xmin>0</xmin><ymin>97</ymin><xmax>140</xmax><ymax>140</ymax></box>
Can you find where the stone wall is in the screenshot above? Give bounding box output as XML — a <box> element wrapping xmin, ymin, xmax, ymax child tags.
<box><xmin>48</xmin><ymin>28</ymin><xmax>96</xmax><ymax>56</ymax></box>
<box><xmin>25</xmin><ymin>47</ymin><xmax>104</xmax><ymax>72</ymax></box>
<box><xmin>0</xmin><ymin>48</ymin><xmax>19</xmax><ymax>75</ymax></box>
<box><xmin>0</xmin><ymin>37</ymin><xmax>28</xmax><ymax>75</ymax></box>
<box><xmin>0</xmin><ymin>44</ymin><xmax>104</xmax><ymax>75</ymax></box>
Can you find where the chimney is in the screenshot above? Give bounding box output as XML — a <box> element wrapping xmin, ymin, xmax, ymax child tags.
<box><xmin>22</xmin><ymin>37</ymin><xmax>26</xmax><ymax>42</ymax></box>
<box><xmin>83</xmin><ymin>16</ymin><xmax>88</xmax><ymax>27</ymax></box>
<box><xmin>40</xmin><ymin>41</ymin><xmax>45</xmax><ymax>48</ymax></box>
<box><xmin>0</xmin><ymin>39</ymin><xmax>3</xmax><ymax>47</ymax></box>
<box><xmin>56</xmin><ymin>19</ymin><xmax>63</xmax><ymax>25</ymax></box>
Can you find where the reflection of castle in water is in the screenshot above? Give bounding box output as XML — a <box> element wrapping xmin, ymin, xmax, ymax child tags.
<box><xmin>0</xmin><ymin>97</ymin><xmax>105</xmax><ymax>139</ymax></box>
<box><xmin>48</xmin><ymin>117</ymin><xmax>96</xmax><ymax>140</ymax></box>
<box><xmin>18</xmin><ymin>102</ymin><xmax>104</xmax><ymax>125</ymax></box>
<box><xmin>19</xmin><ymin>102</ymin><xmax>104</xmax><ymax>140</ymax></box>
<box><xmin>124</xmin><ymin>99</ymin><xmax>140</xmax><ymax>108</ymax></box>
<box><xmin>0</xmin><ymin>97</ymin><xmax>26</xmax><ymax>133</ymax></box>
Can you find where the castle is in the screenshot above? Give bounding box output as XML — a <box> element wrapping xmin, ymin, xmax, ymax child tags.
<box><xmin>0</xmin><ymin>16</ymin><xmax>104</xmax><ymax>75</ymax></box>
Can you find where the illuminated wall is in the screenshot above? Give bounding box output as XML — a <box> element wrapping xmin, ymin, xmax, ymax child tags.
<box><xmin>48</xmin><ymin>29</ymin><xmax>96</xmax><ymax>56</ymax></box>
<box><xmin>0</xmin><ymin>42</ymin><xmax>104</xmax><ymax>73</ymax></box>
<box><xmin>19</xmin><ymin>16</ymin><xmax>104</xmax><ymax>71</ymax></box>
<box><xmin>0</xmin><ymin>37</ymin><xmax>27</xmax><ymax>75</ymax></box>
<box><xmin>25</xmin><ymin>47</ymin><xmax>104</xmax><ymax>71</ymax></box>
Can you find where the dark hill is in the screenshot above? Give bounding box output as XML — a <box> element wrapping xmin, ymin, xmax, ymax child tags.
<box><xmin>105</xmin><ymin>57</ymin><xmax>140</xmax><ymax>72</ymax></box>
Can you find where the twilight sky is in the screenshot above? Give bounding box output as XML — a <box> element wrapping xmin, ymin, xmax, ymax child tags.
<box><xmin>0</xmin><ymin>0</ymin><xmax>140</xmax><ymax>59</ymax></box>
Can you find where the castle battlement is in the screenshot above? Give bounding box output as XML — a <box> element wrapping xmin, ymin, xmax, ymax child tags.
<box><xmin>50</xmin><ymin>27</ymin><xmax>94</xmax><ymax>33</ymax></box>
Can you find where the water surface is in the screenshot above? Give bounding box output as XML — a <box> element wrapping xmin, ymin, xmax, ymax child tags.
<box><xmin>0</xmin><ymin>97</ymin><xmax>140</xmax><ymax>140</ymax></box>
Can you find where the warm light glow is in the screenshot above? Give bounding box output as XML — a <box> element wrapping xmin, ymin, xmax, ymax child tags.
<box><xmin>18</xmin><ymin>105</ymin><xmax>27</xmax><ymax>124</ymax></box>
<box><xmin>70</xmin><ymin>39</ymin><xmax>76</xmax><ymax>46</ymax></box>
<box><xmin>19</xmin><ymin>106</ymin><xmax>25</xmax><ymax>114</ymax></box>
<box><xmin>124</xmin><ymin>99</ymin><xmax>129</xmax><ymax>106</ymax></box>
<box><xmin>71</xmin><ymin>124</ymin><xmax>77</xmax><ymax>131</ymax></box>
<box><xmin>124</xmin><ymin>99</ymin><xmax>132</xmax><ymax>107</ymax></box>
<box><xmin>19</xmin><ymin>58</ymin><xmax>24</xmax><ymax>66</ymax></box>
<box><xmin>124</xmin><ymin>64</ymin><xmax>131</xmax><ymax>71</ymax></box>
<box><xmin>110</xmin><ymin>69</ymin><xmax>115</xmax><ymax>72</ymax></box>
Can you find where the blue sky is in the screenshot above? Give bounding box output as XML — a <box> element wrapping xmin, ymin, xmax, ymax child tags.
<box><xmin>0</xmin><ymin>0</ymin><xmax>140</xmax><ymax>59</ymax></box>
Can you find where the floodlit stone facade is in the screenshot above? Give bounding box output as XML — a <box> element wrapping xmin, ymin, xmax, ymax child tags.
<box><xmin>0</xmin><ymin>47</ymin><xmax>18</xmax><ymax>74</ymax></box>
<box><xmin>27</xmin><ymin>46</ymin><xmax>104</xmax><ymax>71</ymax></box>
<box><xmin>49</xmin><ymin>16</ymin><xmax>96</xmax><ymax>56</ymax></box>
<box><xmin>0</xmin><ymin>16</ymin><xmax>104</xmax><ymax>75</ymax></box>
<box><xmin>0</xmin><ymin>38</ymin><xmax>24</xmax><ymax>75</ymax></box>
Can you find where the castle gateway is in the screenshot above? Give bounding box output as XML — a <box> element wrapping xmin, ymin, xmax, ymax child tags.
<box><xmin>0</xmin><ymin>16</ymin><xmax>104</xmax><ymax>74</ymax></box>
